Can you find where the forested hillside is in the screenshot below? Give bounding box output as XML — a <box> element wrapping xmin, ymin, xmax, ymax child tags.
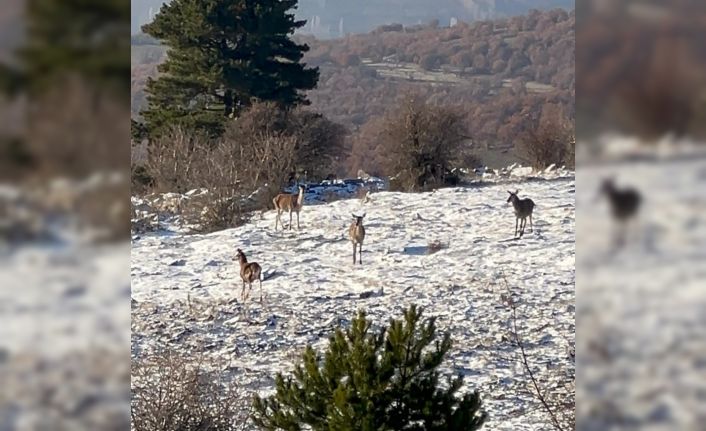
<box><xmin>132</xmin><ymin>8</ymin><xmax>574</xmax><ymax>173</ymax></box>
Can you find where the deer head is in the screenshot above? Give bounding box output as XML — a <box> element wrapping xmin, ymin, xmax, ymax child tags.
<box><xmin>351</xmin><ymin>213</ymin><xmax>366</xmax><ymax>226</ymax></box>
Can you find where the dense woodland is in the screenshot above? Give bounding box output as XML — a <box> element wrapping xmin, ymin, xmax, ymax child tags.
<box><xmin>132</xmin><ymin>8</ymin><xmax>575</xmax><ymax>174</ymax></box>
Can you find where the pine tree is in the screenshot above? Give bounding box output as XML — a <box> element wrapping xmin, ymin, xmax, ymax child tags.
<box><xmin>0</xmin><ymin>0</ymin><xmax>130</xmax><ymax>97</ymax></box>
<box><xmin>252</xmin><ymin>305</ymin><xmax>487</xmax><ymax>430</ymax></box>
<box><xmin>141</xmin><ymin>0</ymin><xmax>319</xmax><ymax>138</ymax></box>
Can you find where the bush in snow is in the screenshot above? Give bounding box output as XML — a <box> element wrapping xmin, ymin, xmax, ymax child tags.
<box><xmin>377</xmin><ymin>95</ymin><xmax>475</xmax><ymax>192</ymax></box>
<box><xmin>518</xmin><ymin>113</ymin><xmax>574</xmax><ymax>171</ymax></box>
<box><xmin>252</xmin><ymin>305</ymin><xmax>487</xmax><ymax>430</ymax></box>
<box><xmin>131</xmin><ymin>351</ymin><xmax>251</xmax><ymax>431</ymax></box>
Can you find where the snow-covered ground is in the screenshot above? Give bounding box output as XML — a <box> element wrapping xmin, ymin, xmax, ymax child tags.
<box><xmin>131</xmin><ymin>172</ymin><xmax>575</xmax><ymax>430</ymax></box>
<box><xmin>0</xmin><ymin>173</ymin><xmax>131</xmax><ymax>429</ymax></box>
<box><xmin>0</xmin><ymin>241</ymin><xmax>131</xmax><ymax>429</ymax></box>
<box><xmin>576</xmin><ymin>147</ymin><xmax>706</xmax><ymax>431</ymax></box>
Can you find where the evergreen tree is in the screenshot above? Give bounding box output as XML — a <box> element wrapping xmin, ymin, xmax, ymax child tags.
<box><xmin>141</xmin><ymin>0</ymin><xmax>319</xmax><ymax>138</ymax></box>
<box><xmin>0</xmin><ymin>0</ymin><xmax>130</xmax><ymax>97</ymax></box>
<box><xmin>252</xmin><ymin>305</ymin><xmax>487</xmax><ymax>430</ymax></box>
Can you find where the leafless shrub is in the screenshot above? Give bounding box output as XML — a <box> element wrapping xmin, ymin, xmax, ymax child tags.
<box><xmin>518</xmin><ymin>114</ymin><xmax>574</xmax><ymax>171</ymax></box>
<box><xmin>229</xmin><ymin>101</ymin><xmax>346</xmax><ymax>182</ymax></box>
<box><xmin>142</xmin><ymin>124</ymin><xmax>306</xmax><ymax>232</ymax></box>
<box><xmin>140</xmin><ymin>103</ymin><xmax>344</xmax><ymax>232</ymax></box>
<box><xmin>190</xmin><ymin>144</ymin><xmax>249</xmax><ymax>233</ymax></box>
<box><xmin>131</xmin><ymin>351</ymin><xmax>251</xmax><ymax>431</ymax></box>
<box><xmin>144</xmin><ymin>125</ymin><xmax>210</xmax><ymax>194</ymax></box>
<box><xmin>221</xmin><ymin>124</ymin><xmax>299</xmax><ymax>210</ymax></box>
<box><xmin>23</xmin><ymin>76</ymin><xmax>130</xmax><ymax>179</ymax></box>
<box><xmin>379</xmin><ymin>95</ymin><xmax>471</xmax><ymax>192</ymax></box>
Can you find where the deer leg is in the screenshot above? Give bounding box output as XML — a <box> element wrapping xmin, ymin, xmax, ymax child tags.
<box><xmin>259</xmin><ymin>279</ymin><xmax>263</xmax><ymax>302</ymax></box>
<box><xmin>241</xmin><ymin>281</ymin><xmax>246</xmax><ymax>301</ymax></box>
<box><xmin>514</xmin><ymin>217</ymin><xmax>519</xmax><ymax>237</ymax></box>
<box><xmin>289</xmin><ymin>210</ymin><xmax>293</xmax><ymax>230</ymax></box>
<box><xmin>520</xmin><ymin>218</ymin><xmax>526</xmax><ymax>237</ymax></box>
<box><xmin>352</xmin><ymin>242</ymin><xmax>357</xmax><ymax>264</ymax></box>
<box><xmin>529</xmin><ymin>214</ymin><xmax>533</xmax><ymax>232</ymax></box>
<box><xmin>359</xmin><ymin>243</ymin><xmax>363</xmax><ymax>264</ymax></box>
<box><xmin>274</xmin><ymin>210</ymin><xmax>280</xmax><ymax>230</ymax></box>
<box><xmin>296</xmin><ymin>210</ymin><xmax>300</xmax><ymax>230</ymax></box>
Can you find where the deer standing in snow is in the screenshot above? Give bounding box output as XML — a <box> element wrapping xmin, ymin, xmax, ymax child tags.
<box><xmin>599</xmin><ymin>178</ymin><xmax>642</xmax><ymax>247</ymax></box>
<box><xmin>349</xmin><ymin>213</ymin><xmax>366</xmax><ymax>265</ymax></box>
<box><xmin>599</xmin><ymin>178</ymin><xmax>641</xmax><ymax>222</ymax></box>
<box><xmin>273</xmin><ymin>185</ymin><xmax>306</xmax><ymax>230</ymax></box>
<box><xmin>235</xmin><ymin>248</ymin><xmax>263</xmax><ymax>302</ymax></box>
<box><xmin>507</xmin><ymin>190</ymin><xmax>535</xmax><ymax>238</ymax></box>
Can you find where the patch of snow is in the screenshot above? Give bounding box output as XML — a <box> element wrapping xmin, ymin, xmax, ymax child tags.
<box><xmin>576</xmin><ymin>149</ymin><xmax>706</xmax><ymax>430</ymax></box>
<box><xmin>132</xmin><ymin>175</ymin><xmax>575</xmax><ymax>430</ymax></box>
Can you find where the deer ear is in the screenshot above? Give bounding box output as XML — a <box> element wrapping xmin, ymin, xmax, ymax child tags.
<box><xmin>507</xmin><ymin>190</ymin><xmax>513</xmax><ymax>194</ymax></box>
<box><xmin>362</xmin><ymin>213</ymin><xmax>366</xmax><ymax>218</ymax></box>
<box><xmin>515</xmin><ymin>189</ymin><xmax>519</xmax><ymax>195</ymax></box>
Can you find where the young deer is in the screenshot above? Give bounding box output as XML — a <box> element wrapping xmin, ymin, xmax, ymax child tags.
<box><xmin>348</xmin><ymin>213</ymin><xmax>366</xmax><ymax>265</ymax></box>
<box><xmin>235</xmin><ymin>248</ymin><xmax>263</xmax><ymax>302</ymax></box>
<box><xmin>273</xmin><ymin>185</ymin><xmax>306</xmax><ymax>231</ymax></box>
<box><xmin>507</xmin><ymin>190</ymin><xmax>535</xmax><ymax>238</ymax></box>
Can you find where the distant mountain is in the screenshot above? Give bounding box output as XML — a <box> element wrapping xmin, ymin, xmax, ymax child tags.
<box><xmin>131</xmin><ymin>0</ymin><xmax>574</xmax><ymax>36</ymax></box>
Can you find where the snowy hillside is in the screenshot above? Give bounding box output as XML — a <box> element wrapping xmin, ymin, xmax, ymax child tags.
<box><xmin>131</xmin><ymin>174</ymin><xmax>575</xmax><ymax>430</ymax></box>
<box><xmin>576</xmin><ymin>148</ymin><xmax>706</xmax><ymax>430</ymax></box>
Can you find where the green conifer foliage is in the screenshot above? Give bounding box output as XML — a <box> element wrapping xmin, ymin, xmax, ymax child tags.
<box><xmin>141</xmin><ymin>0</ymin><xmax>318</xmax><ymax>138</ymax></box>
<box><xmin>252</xmin><ymin>305</ymin><xmax>487</xmax><ymax>430</ymax></box>
<box><xmin>0</xmin><ymin>0</ymin><xmax>130</xmax><ymax>97</ymax></box>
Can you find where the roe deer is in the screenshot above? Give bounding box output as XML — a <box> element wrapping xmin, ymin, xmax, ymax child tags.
<box><xmin>273</xmin><ymin>185</ymin><xmax>306</xmax><ymax>230</ymax></box>
<box><xmin>507</xmin><ymin>190</ymin><xmax>535</xmax><ymax>238</ymax></box>
<box><xmin>235</xmin><ymin>248</ymin><xmax>263</xmax><ymax>302</ymax></box>
<box><xmin>349</xmin><ymin>213</ymin><xmax>366</xmax><ymax>265</ymax></box>
<box><xmin>599</xmin><ymin>178</ymin><xmax>641</xmax><ymax>222</ymax></box>
<box><xmin>599</xmin><ymin>178</ymin><xmax>642</xmax><ymax>248</ymax></box>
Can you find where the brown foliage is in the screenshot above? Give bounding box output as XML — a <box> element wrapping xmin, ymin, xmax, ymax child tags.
<box><xmin>346</xmin><ymin>116</ymin><xmax>388</xmax><ymax>177</ymax></box>
<box><xmin>377</xmin><ymin>95</ymin><xmax>471</xmax><ymax>191</ymax></box>
<box><xmin>131</xmin><ymin>9</ymin><xmax>576</xmax><ymax>169</ymax></box>
<box><xmin>518</xmin><ymin>111</ymin><xmax>574</xmax><ymax>171</ymax></box>
<box><xmin>140</xmin><ymin>102</ymin><xmax>344</xmax><ymax>232</ymax></box>
<box><xmin>228</xmin><ymin>102</ymin><xmax>346</xmax><ymax>180</ymax></box>
<box><xmin>577</xmin><ymin>3</ymin><xmax>706</xmax><ymax>140</ymax></box>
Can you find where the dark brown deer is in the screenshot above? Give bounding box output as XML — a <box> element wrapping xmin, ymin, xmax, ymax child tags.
<box><xmin>599</xmin><ymin>178</ymin><xmax>642</xmax><ymax>247</ymax></box>
<box><xmin>273</xmin><ymin>185</ymin><xmax>306</xmax><ymax>231</ymax></box>
<box><xmin>348</xmin><ymin>213</ymin><xmax>366</xmax><ymax>265</ymax></box>
<box><xmin>235</xmin><ymin>248</ymin><xmax>263</xmax><ymax>302</ymax></box>
<box><xmin>507</xmin><ymin>190</ymin><xmax>535</xmax><ymax>238</ymax></box>
<box><xmin>599</xmin><ymin>178</ymin><xmax>641</xmax><ymax>222</ymax></box>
